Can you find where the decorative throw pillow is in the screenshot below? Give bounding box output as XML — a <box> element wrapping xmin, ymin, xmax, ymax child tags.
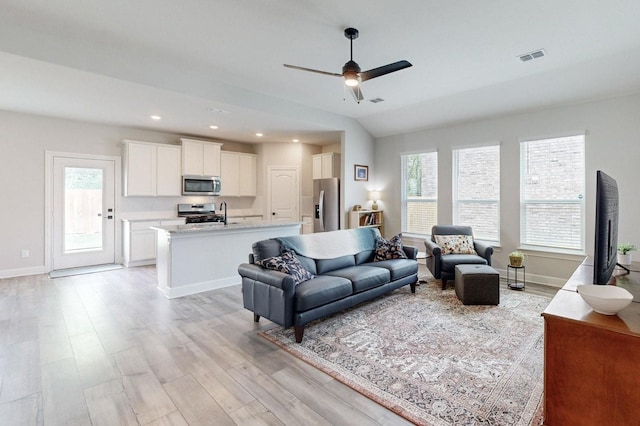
<box><xmin>257</xmin><ymin>251</ymin><xmax>315</xmax><ymax>284</ymax></box>
<box><xmin>374</xmin><ymin>234</ymin><xmax>408</xmax><ymax>261</ymax></box>
<box><xmin>433</xmin><ymin>234</ymin><xmax>477</xmax><ymax>255</ymax></box>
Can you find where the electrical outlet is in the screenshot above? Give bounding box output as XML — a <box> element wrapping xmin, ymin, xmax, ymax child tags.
<box><xmin>21</xmin><ymin>249</ymin><xmax>29</xmax><ymax>258</ymax></box>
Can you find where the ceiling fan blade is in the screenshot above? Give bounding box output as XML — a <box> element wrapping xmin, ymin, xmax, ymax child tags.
<box><xmin>359</xmin><ymin>60</ymin><xmax>412</xmax><ymax>82</ymax></box>
<box><xmin>283</xmin><ymin>64</ymin><xmax>342</xmax><ymax>78</ymax></box>
<box><xmin>350</xmin><ymin>85</ymin><xmax>364</xmax><ymax>103</ymax></box>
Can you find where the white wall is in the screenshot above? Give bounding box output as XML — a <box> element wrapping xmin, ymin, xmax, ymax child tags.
<box><xmin>376</xmin><ymin>93</ymin><xmax>640</xmax><ymax>285</ymax></box>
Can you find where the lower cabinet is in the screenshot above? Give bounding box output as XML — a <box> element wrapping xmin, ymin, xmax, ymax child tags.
<box><xmin>123</xmin><ymin>219</ymin><xmax>184</xmax><ymax>266</ymax></box>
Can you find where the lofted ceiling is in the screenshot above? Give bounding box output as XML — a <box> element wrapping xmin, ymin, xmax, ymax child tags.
<box><xmin>2</xmin><ymin>1</ymin><xmax>640</xmax><ymax>145</ymax></box>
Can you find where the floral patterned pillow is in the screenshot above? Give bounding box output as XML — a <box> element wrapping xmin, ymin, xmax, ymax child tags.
<box><xmin>374</xmin><ymin>234</ymin><xmax>408</xmax><ymax>261</ymax></box>
<box><xmin>433</xmin><ymin>234</ymin><xmax>477</xmax><ymax>255</ymax></box>
<box><xmin>257</xmin><ymin>251</ymin><xmax>315</xmax><ymax>284</ymax></box>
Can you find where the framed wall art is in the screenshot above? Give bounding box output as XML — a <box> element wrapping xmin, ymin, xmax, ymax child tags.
<box><xmin>354</xmin><ymin>164</ymin><xmax>368</xmax><ymax>181</ymax></box>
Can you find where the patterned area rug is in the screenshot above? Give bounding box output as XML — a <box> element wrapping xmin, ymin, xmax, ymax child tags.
<box><xmin>260</xmin><ymin>280</ymin><xmax>550</xmax><ymax>425</ymax></box>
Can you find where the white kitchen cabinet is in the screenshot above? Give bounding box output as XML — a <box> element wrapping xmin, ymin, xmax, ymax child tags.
<box><xmin>312</xmin><ymin>152</ymin><xmax>340</xmax><ymax>179</ymax></box>
<box><xmin>123</xmin><ymin>218</ymin><xmax>185</xmax><ymax>266</ymax></box>
<box><xmin>181</xmin><ymin>138</ymin><xmax>223</xmax><ymax>176</ymax></box>
<box><xmin>123</xmin><ymin>140</ymin><xmax>182</xmax><ymax>196</ymax></box>
<box><xmin>220</xmin><ymin>151</ymin><xmax>257</xmax><ymax>197</ymax></box>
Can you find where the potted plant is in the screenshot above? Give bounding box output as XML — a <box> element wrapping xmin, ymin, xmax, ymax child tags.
<box><xmin>509</xmin><ymin>251</ymin><xmax>526</xmax><ymax>267</ymax></box>
<box><xmin>617</xmin><ymin>243</ymin><xmax>636</xmax><ymax>266</ymax></box>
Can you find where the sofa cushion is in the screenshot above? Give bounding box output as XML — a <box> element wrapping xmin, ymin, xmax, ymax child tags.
<box><xmin>295</xmin><ymin>275</ymin><xmax>353</xmax><ymax>312</ymax></box>
<box><xmin>316</xmin><ymin>255</ymin><xmax>356</xmax><ymax>274</ymax></box>
<box><xmin>294</xmin><ymin>253</ymin><xmax>317</xmax><ymax>275</ymax></box>
<box><xmin>252</xmin><ymin>239</ymin><xmax>282</xmax><ymax>263</ymax></box>
<box><xmin>257</xmin><ymin>251</ymin><xmax>315</xmax><ymax>284</ymax></box>
<box><xmin>324</xmin><ymin>265</ymin><xmax>390</xmax><ymax>293</ymax></box>
<box><xmin>434</xmin><ymin>234</ymin><xmax>477</xmax><ymax>255</ymax></box>
<box><xmin>374</xmin><ymin>234</ymin><xmax>408</xmax><ymax>261</ymax></box>
<box><xmin>440</xmin><ymin>254</ymin><xmax>488</xmax><ymax>273</ymax></box>
<box><xmin>355</xmin><ymin>249</ymin><xmax>375</xmax><ymax>264</ymax></box>
<box><xmin>364</xmin><ymin>258</ymin><xmax>418</xmax><ymax>281</ymax></box>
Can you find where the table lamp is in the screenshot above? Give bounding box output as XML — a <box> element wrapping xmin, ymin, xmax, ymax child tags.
<box><xmin>369</xmin><ymin>191</ymin><xmax>380</xmax><ymax>210</ymax></box>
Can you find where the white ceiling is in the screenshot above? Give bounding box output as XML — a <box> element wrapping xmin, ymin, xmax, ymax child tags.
<box><xmin>2</xmin><ymin>0</ymin><xmax>640</xmax><ymax>144</ymax></box>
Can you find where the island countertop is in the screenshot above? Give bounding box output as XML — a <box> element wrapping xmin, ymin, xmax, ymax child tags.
<box><xmin>151</xmin><ymin>221</ymin><xmax>302</xmax><ymax>235</ymax></box>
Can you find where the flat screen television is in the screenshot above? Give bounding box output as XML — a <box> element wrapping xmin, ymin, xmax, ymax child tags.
<box><xmin>593</xmin><ymin>170</ymin><xmax>624</xmax><ymax>284</ymax></box>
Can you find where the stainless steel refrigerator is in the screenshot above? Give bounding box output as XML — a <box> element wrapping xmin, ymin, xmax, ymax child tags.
<box><xmin>313</xmin><ymin>178</ymin><xmax>340</xmax><ymax>232</ymax></box>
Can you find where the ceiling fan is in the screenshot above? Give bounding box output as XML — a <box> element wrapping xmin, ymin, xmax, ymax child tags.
<box><xmin>284</xmin><ymin>27</ymin><xmax>412</xmax><ymax>102</ymax></box>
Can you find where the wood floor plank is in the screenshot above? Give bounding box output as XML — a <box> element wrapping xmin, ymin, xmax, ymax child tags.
<box><xmin>0</xmin><ymin>393</ymin><xmax>41</xmax><ymax>426</ymax></box>
<box><xmin>84</xmin><ymin>379</ymin><xmax>138</xmax><ymax>426</ymax></box>
<box><xmin>41</xmin><ymin>357</ymin><xmax>91</xmax><ymax>426</ymax></box>
<box><xmin>69</xmin><ymin>331</ymin><xmax>120</xmax><ymax>389</ymax></box>
<box><xmin>134</xmin><ymin>330</ymin><xmax>185</xmax><ymax>384</ymax></box>
<box><xmin>271</xmin><ymin>366</ymin><xmax>382</xmax><ymax>426</ymax></box>
<box><xmin>228</xmin><ymin>362</ymin><xmax>330</xmax><ymax>425</ymax></box>
<box><xmin>113</xmin><ymin>347</ymin><xmax>177</xmax><ymax>424</ymax></box>
<box><xmin>0</xmin><ymin>339</ymin><xmax>41</xmax><ymax>404</ymax></box>
<box><xmin>228</xmin><ymin>399</ymin><xmax>284</xmax><ymax>426</ymax></box>
<box><xmin>144</xmin><ymin>410</ymin><xmax>189</xmax><ymax>426</ymax></box>
<box><xmin>163</xmin><ymin>375</ymin><xmax>235</xmax><ymax>425</ymax></box>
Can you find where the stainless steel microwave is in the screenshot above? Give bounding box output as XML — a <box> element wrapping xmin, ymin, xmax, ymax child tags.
<box><xmin>182</xmin><ymin>175</ymin><xmax>221</xmax><ymax>196</ymax></box>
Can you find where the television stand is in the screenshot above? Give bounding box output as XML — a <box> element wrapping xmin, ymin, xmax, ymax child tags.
<box><xmin>541</xmin><ymin>257</ymin><xmax>640</xmax><ymax>425</ymax></box>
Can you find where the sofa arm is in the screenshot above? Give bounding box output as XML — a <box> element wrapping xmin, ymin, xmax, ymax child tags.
<box><xmin>403</xmin><ymin>245</ymin><xmax>418</xmax><ymax>260</ymax></box>
<box><xmin>239</xmin><ymin>263</ymin><xmax>297</xmax><ymax>328</ymax></box>
<box><xmin>474</xmin><ymin>241</ymin><xmax>494</xmax><ymax>265</ymax></box>
<box><xmin>424</xmin><ymin>239</ymin><xmax>442</xmax><ymax>278</ymax></box>
<box><xmin>238</xmin><ymin>263</ymin><xmax>296</xmax><ymax>293</ymax></box>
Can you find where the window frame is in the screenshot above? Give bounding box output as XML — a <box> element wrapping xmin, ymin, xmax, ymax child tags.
<box><xmin>452</xmin><ymin>143</ymin><xmax>501</xmax><ymax>244</ymax></box>
<box><xmin>401</xmin><ymin>151</ymin><xmax>438</xmax><ymax>237</ymax></box>
<box><xmin>519</xmin><ymin>134</ymin><xmax>586</xmax><ymax>254</ymax></box>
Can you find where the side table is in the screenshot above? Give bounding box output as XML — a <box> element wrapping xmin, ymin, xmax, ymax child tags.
<box><xmin>507</xmin><ymin>265</ymin><xmax>525</xmax><ymax>290</ymax></box>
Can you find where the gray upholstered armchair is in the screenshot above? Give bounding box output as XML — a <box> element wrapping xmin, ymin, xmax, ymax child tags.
<box><xmin>425</xmin><ymin>225</ymin><xmax>493</xmax><ymax>289</ymax></box>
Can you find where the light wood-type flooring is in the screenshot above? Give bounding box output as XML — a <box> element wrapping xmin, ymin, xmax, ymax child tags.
<box><xmin>0</xmin><ymin>264</ymin><xmax>558</xmax><ymax>425</ymax></box>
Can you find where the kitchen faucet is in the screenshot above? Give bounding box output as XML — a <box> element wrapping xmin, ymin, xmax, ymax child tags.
<box><xmin>219</xmin><ymin>201</ymin><xmax>228</xmax><ymax>225</ymax></box>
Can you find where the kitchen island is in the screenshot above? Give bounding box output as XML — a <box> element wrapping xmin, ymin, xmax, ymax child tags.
<box><xmin>152</xmin><ymin>221</ymin><xmax>301</xmax><ymax>298</ymax></box>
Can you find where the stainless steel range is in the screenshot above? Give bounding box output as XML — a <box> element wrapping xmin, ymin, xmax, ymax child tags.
<box><xmin>177</xmin><ymin>203</ymin><xmax>226</xmax><ymax>224</ymax></box>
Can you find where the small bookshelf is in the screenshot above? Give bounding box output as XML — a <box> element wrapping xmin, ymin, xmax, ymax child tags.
<box><xmin>349</xmin><ymin>210</ymin><xmax>384</xmax><ymax>236</ymax></box>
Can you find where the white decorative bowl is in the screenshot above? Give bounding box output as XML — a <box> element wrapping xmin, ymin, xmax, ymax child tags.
<box><xmin>577</xmin><ymin>285</ymin><xmax>633</xmax><ymax>315</ymax></box>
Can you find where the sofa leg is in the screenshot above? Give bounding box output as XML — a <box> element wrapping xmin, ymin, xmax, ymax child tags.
<box><xmin>441</xmin><ymin>279</ymin><xmax>447</xmax><ymax>290</ymax></box>
<box><xmin>253</xmin><ymin>313</ymin><xmax>260</xmax><ymax>322</ymax></box>
<box><xmin>410</xmin><ymin>282</ymin><xmax>416</xmax><ymax>293</ymax></box>
<box><xmin>294</xmin><ymin>326</ymin><xmax>304</xmax><ymax>343</ymax></box>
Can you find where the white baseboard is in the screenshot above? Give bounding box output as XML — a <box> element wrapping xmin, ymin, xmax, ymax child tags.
<box><xmin>158</xmin><ymin>276</ymin><xmax>241</xmax><ymax>299</ymax></box>
<box><xmin>494</xmin><ymin>268</ymin><xmax>565</xmax><ymax>288</ymax></box>
<box><xmin>0</xmin><ymin>265</ymin><xmax>47</xmax><ymax>279</ymax></box>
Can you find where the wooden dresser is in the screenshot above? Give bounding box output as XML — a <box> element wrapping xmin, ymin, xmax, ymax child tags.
<box><xmin>541</xmin><ymin>258</ymin><xmax>640</xmax><ymax>425</ymax></box>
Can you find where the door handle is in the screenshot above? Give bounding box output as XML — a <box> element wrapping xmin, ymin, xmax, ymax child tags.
<box><xmin>272</xmin><ymin>212</ymin><xmax>276</xmax><ymax>216</ymax></box>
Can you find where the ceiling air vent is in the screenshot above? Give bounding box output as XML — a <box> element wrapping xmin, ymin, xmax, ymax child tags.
<box><xmin>369</xmin><ymin>98</ymin><xmax>384</xmax><ymax>104</ymax></box>
<box><xmin>518</xmin><ymin>49</ymin><xmax>546</xmax><ymax>62</ymax></box>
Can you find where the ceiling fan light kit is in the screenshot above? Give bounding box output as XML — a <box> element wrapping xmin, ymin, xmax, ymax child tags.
<box><xmin>284</xmin><ymin>27</ymin><xmax>412</xmax><ymax>102</ymax></box>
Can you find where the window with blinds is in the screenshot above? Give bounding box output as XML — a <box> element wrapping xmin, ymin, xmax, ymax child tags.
<box><xmin>520</xmin><ymin>135</ymin><xmax>585</xmax><ymax>252</ymax></box>
<box><xmin>402</xmin><ymin>152</ymin><xmax>437</xmax><ymax>235</ymax></box>
<box><xmin>453</xmin><ymin>145</ymin><xmax>500</xmax><ymax>243</ymax></box>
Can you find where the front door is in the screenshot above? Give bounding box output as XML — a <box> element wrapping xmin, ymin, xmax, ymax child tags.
<box><xmin>52</xmin><ymin>156</ymin><xmax>116</xmax><ymax>270</ymax></box>
<box><xmin>268</xmin><ymin>167</ymin><xmax>299</xmax><ymax>223</ymax></box>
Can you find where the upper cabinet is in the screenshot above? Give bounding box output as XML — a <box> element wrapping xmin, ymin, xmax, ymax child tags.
<box><xmin>220</xmin><ymin>151</ymin><xmax>257</xmax><ymax>197</ymax></box>
<box><xmin>180</xmin><ymin>138</ymin><xmax>223</xmax><ymax>176</ymax></box>
<box><xmin>123</xmin><ymin>140</ymin><xmax>181</xmax><ymax>196</ymax></box>
<box><xmin>312</xmin><ymin>152</ymin><xmax>341</xmax><ymax>179</ymax></box>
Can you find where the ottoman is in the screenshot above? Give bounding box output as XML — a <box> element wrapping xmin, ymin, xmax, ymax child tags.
<box><xmin>455</xmin><ymin>264</ymin><xmax>500</xmax><ymax>305</ymax></box>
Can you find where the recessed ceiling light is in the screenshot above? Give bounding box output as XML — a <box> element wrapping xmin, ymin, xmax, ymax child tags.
<box><xmin>209</xmin><ymin>125</ymin><xmax>219</xmax><ymax>129</ymax></box>
<box><xmin>256</xmin><ymin>133</ymin><xmax>263</xmax><ymax>137</ymax></box>
<box><xmin>292</xmin><ymin>139</ymin><xmax>299</xmax><ymax>143</ymax></box>
<box><xmin>150</xmin><ymin>115</ymin><xmax>162</xmax><ymax>120</ymax></box>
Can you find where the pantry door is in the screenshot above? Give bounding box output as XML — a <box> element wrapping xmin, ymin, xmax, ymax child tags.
<box><xmin>51</xmin><ymin>155</ymin><xmax>116</xmax><ymax>270</ymax></box>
